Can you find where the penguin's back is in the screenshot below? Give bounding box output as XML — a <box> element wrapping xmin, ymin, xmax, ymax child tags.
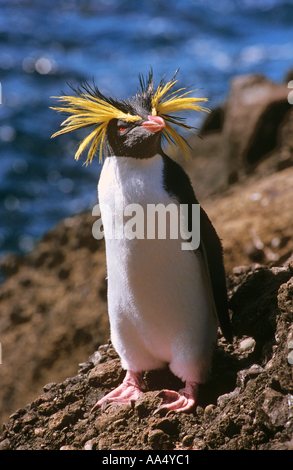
<box><xmin>98</xmin><ymin>154</ymin><xmax>218</xmax><ymax>383</ymax></box>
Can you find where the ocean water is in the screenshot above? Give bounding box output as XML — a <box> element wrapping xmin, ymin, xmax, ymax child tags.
<box><xmin>0</xmin><ymin>0</ymin><xmax>293</xmax><ymax>275</ymax></box>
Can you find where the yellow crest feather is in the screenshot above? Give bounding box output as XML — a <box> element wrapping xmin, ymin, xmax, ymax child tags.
<box><xmin>151</xmin><ymin>75</ymin><xmax>210</xmax><ymax>159</ymax></box>
<box><xmin>51</xmin><ymin>72</ymin><xmax>210</xmax><ymax>164</ymax></box>
<box><xmin>51</xmin><ymin>87</ymin><xmax>141</xmax><ymax>165</ymax></box>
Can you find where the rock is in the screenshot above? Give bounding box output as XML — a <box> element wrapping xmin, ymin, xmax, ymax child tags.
<box><xmin>203</xmin><ymin>166</ymin><xmax>293</xmax><ymax>273</ymax></box>
<box><xmin>204</xmin><ymin>404</ymin><xmax>216</xmax><ymax>418</ymax></box>
<box><xmin>148</xmin><ymin>429</ymin><xmax>171</xmax><ymax>450</ymax></box>
<box><xmin>236</xmin><ymin>365</ymin><xmax>264</xmax><ymax>390</ymax></box>
<box><xmin>0</xmin><ymin>262</ymin><xmax>292</xmax><ymax>450</ymax></box>
<box><xmin>48</xmin><ymin>400</ymin><xmax>84</xmax><ymax>431</ymax></box>
<box><xmin>0</xmin><ymin>254</ymin><xmax>24</xmax><ymax>276</ymax></box>
<box><xmin>239</xmin><ymin>337</ymin><xmax>256</xmax><ymax>352</ymax></box>
<box><xmin>88</xmin><ymin>359</ymin><xmax>123</xmax><ymax>387</ymax></box>
<box><xmin>60</xmin><ymin>445</ymin><xmax>78</xmax><ymax>450</ymax></box>
<box><xmin>230</xmin><ymin>266</ymin><xmax>292</xmax><ymax>345</ymax></box>
<box><xmin>186</xmin><ymin>75</ymin><xmax>293</xmax><ymax>273</ymax></box>
<box><xmin>0</xmin><ymin>213</ymin><xmax>109</xmax><ymax>429</ymax></box>
<box><xmin>220</xmin><ymin>74</ymin><xmax>291</xmax><ymax>184</ymax></box>
<box><xmin>0</xmin><ymin>438</ymin><xmax>11</xmax><ymax>450</ymax></box>
<box><xmin>153</xmin><ymin>417</ymin><xmax>179</xmax><ymax>435</ymax></box>
<box><xmin>260</xmin><ymin>388</ymin><xmax>292</xmax><ymax>429</ymax></box>
<box><xmin>182</xmin><ymin>434</ymin><xmax>194</xmax><ymax>447</ymax></box>
<box><xmin>185</xmin><ymin>74</ymin><xmax>293</xmax><ymax>199</ymax></box>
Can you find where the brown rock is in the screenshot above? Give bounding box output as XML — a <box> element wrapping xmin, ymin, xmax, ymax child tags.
<box><xmin>88</xmin><ymin>359</ymin><xmax>124</xmax><ymax>387</ymax></box>
<box><xmin>203</xmin><ymin>166</ymin><xmax>293</xmax><ymax>273</ymax></box>
<box><xmin>0</xmin><ymin>263</ymin><xmax>293</xmax><ymax>450</ymax></box>
<box><xmin>185</xmin><ymin>75</ymin><xmax>293</xmax><ymax>199</ymax></box>
<box><xmin>148</xmin><ymin>429</ymin><xmax>171</xmax><ymax>450</ymax></box>
<box><xmin>0</xmin><ymin>213</ymin><xmax>109</xmax><ymax>429</ymax></box>
<box><xmin>48</xmin><ymin>400</ymin><xmax>84</xmax><ymax>431</ymax></box>
<box><xmin>221</xmin><ymin>74</ymin><xmax>291</xmax><ymax>183</ymax></box>
<box><xmin>260</xmin><ymin>388</ymin><xmax>291</xmax><ymax>428</ymax></box>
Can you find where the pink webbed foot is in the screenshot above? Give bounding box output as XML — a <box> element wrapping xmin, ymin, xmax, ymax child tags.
<box><xmin>156</xmin><ymin>381</ymin><xmax>199</xmax><ymax>413</ymax></box>
<box><xmin>91</xmin><ymin>370</ymin><xmax>146</xmax><ymax>412</ymax></box>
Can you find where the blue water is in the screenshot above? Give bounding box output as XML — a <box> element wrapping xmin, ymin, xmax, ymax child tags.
<box><xmin>0</xmin><ymin>0</ymin><xmax>293</xmax><ymax>273</ymax></box>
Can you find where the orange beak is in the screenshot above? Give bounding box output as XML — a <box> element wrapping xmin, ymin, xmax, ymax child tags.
<box><xmin>141</xmin><ymin>115</ymin><xmax>166</xmax><ymax>133</ymax></box>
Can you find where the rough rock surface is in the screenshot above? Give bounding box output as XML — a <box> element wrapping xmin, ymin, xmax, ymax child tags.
<box><xmin>186</xmin><ymin>75</ymin><xmax>293</xmax><ymax>198</ymax></box>
<box><xmin>0</xmin><ymin>214</ymin><xmax>109</xmax><ymax>428</ymax></box>
<box><xmin>205</xmin><ymin>165</ymin><xmax>293</xmax><ymax>273</ymax></box>
<box><xmin>219</xmin><ymin>74</ymin><xmax>291</xmax><ymax>184</ymax></box>
<box><xmin>1</xmin><ymin>262</ymin><xmax>293</xmax><ymax>450</ymax></box>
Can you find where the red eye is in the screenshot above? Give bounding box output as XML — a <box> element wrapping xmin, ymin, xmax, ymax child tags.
<box><xmin>119</xmin><ymin>126</ymin><xmax>126</xmax><ymax>133</ymax></box>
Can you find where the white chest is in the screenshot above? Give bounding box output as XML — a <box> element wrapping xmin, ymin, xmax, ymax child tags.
<box><xmin>97</xmin><ymin>154</ymin><xmax>217</xmax><ymax>382</ymax></box>
<box><xmin>98</xmin><ymin>154</ymin><xmax>177</xmax><ymax>240</ymax></box>
<box><xmin>98</xmin><ymin>154</ymin><xmax>170</xmax><ymax>208</ymax></box>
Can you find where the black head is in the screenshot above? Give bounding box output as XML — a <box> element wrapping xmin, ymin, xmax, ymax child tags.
<box><xmin>105</xmin><ymin>116</ymin><xmax>165</xmax><ymax>159</ymax></box>
<box><xmin>104</xmin><ymin>71</ymin><xmax>165</xmax><ymax>159</ymax></box>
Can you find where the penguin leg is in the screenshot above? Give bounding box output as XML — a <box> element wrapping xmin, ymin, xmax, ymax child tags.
<box><xmin>91</xmin><ymin>370</ymin><xmax>146</xmax><ymax>412</ymax></box>
<box><xmin>156</xmin><ymin>381</ymin><xmax>199</xmax><ymax>413</ymax></box>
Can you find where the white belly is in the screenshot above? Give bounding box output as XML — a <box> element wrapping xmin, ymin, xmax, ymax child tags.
<box><xmin>98</xmin><ymin>155</ymin><xmax>218</xmax><ymax>383</ymax></box>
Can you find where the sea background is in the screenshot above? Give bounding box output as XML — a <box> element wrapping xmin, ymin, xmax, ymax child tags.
<box><xmin>0</xmin><ymin>0</ymin><xmax>293</xmax><ymax>281</ymax></box>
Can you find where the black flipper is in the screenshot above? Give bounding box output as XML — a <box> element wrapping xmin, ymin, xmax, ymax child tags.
<box><xmin>198</xmin><ymin>206</ymin><xmax>233</xmax><ymax>343</ymax></box>
<box><xmin>162</xmin><ymin>153</ymin><xmax>232</xmax><ymax>343</ymax></box>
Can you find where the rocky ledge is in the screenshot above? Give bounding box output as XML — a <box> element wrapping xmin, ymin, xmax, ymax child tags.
<box><xmin>1</xmin><ymin>261</ymin><xmax>293</xmax><ymax>450</ymax></box>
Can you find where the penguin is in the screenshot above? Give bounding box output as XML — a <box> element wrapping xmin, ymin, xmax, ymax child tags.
<box><xmin>51</xmin><ymin>70</ymin><xmax>232</xmax><ymax>413</ymax></box>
